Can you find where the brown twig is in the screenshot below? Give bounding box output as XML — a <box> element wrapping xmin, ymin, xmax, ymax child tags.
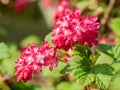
<box><xmin>92</xmin><ymin>0</ymin><xmax>116</xmax><ymax>54</ymax></box>
<box><xmin>98</xmin><ymin>0</ymin><xmax>116</xmax><ymax>40</ymax></box>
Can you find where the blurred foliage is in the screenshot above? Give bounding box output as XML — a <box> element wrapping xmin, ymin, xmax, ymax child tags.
<box><xmin>20</xmin><ymin>35</ymin><xmax>41</xmax><ymax>48</ymax></box>
<box><xmin>110</xmin><ymin>18</ymin><xmax>120</xmax><ymax>36</ymax></box>
<box><xmin>0</xmin><ymin>43</ymin><xmax>9</xmax><ymax>59</ymax></box>
<box><xmin>0</xmin><ymin>82</ymin><xmax>10</xmax><ymax>90</ymax></box>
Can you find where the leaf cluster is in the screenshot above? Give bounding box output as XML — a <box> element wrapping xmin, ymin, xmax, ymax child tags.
<box><xmin>61</xmin><ymin>44</ymin><xmax>120</xmax><ymax>90</ymax></box>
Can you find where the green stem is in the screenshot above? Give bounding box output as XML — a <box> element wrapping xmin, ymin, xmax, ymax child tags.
<box><xmin>58</xmin><ymin>59</ymin><xmax>68</xmax><ymax>64</ymax></box>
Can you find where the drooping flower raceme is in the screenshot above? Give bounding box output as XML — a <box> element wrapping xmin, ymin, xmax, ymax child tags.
<box><xmin>15</xmin><ymin>42</ymin><xmax>57</xmax><ymax>82</ymax></box>
<box><xmin>40</xmin><ymin>42</ymin><xmax>58</xmax><ymax>71</ymax></box>
<box><xmin>52</xmin><ymin>9</ymin><xmax>100</xmax><ymax>50</ymax></box>
<box><xmin>53</xmin><ymin>0</ymin><xmax>71</xmax><ymax>23</ymax></box>
<box><xmin>15</xmin><ymin>44</ymin><xmax>44</xmax><ymax>82</ymax></box>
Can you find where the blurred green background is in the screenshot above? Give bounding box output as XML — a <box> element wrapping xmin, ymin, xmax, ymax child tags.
<box><xmin>0</xmin><ymin>2</ymin><xmax>50</xmax><ymax>45</ymax></box>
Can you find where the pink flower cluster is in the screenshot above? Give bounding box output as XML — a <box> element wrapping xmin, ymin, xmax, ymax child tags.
<box><xmin>15</xmin><ymin>8</ymin><xmax>100</xmax><ymax>82</ymax></box>
<box><xmin>42</xmin><ymin>0</ymin><xmax>54</xmax><ymax>9</ymax></box>
<box><xmin>15</xmin><ymin>0</ymin><xmax>34</xmax><ymax>12</ymax></box>
<box><xmin>99</xmin><ymin>37</ymin><xmax>116</xmax><ymax>45</ymax></box>
<box><xmin>52</xmin><ymin>9</ymin><xmax>100</xmax><ymax>50</ymax></box>
<box><xmin>15</xmin><ymin>42</ymin><xmax>57</xmax><ymax>82</ymax></box>
<box><xmin>53</xmin><ymin>0</ymin><xmax>71</xmax><ymax>23</ymax></box>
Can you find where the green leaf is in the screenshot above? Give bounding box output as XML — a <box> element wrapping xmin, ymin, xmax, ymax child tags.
<box><xmin>20</xmin><ymin>35</ymin><xmax>41</xmax><ymax>48</ymax></box>
<box><xmin>11</xmin><ymin>82</ymin><xmax>34</xmax><ymax>90</ymax></box>
<box><xmin>0</xmin><ymin>42</ymin><xmax>9</xmax><ymax>59</ymax></box>
<box><xmin>43</xmin><ymin>62</ymin><xmax>66</xmax><ymax>78</ymax></box>
<box><xmin>97</xmin><ymin>44</ymin><xmax>114</xmax><ymax>57</ymax></box>
<box><xmin>109</xmin><ymin>75</ymin><xmax>120</xmax><ymax>90</ymax></box>
<box><xmin>1</xmin><ymin>58</ymin><xmax>15</xmax><ymax>76</ymax></box>
<box><xmin>69</xmin><ymin>55</ymin><xmax>93</xmax><ymax>86</ymax></box>
<box><xmin>69</xmin><ymin>54</ymin><xmax>114</xmax><ymax>89</ymax></box>
<box><xmin>92</xmin><ymin>64</ymin><xmax>114</xmax><ymax>90</ymax></box>
<box><xmin>77</xmin><ymin>73</ymin><xmax>95</xmax><ymax>86</ymax></box>
<box><xmin>8</xmin><ymin>44</ymin><xmax>19</xmax><ymax>59</ymax></box>
<box><xmin>56</xmin><ymin>82</ymin><xmax>83</xmax><ymax>90</ymax></box>
<box><xmin>112</xmin><ymin>44</ymin><xmax>120</xmax><ymax>62</ymax></box>
<box><xmin>110</xmin><ymin>18</ymin><xmax>120</xmax><ymax>36</ymax></box>
<box><xmin>92</xmin><ymin>64</ymin><xmax>114</xmax><ymax>75</ymax></box>
<box><xmin>1</xmin><ymin>44</ymin><xmax>19</xmax><ymax>76</ymax></box>
<box><xmin>95</xmin><ymin>74</ymin><xmax>112</xmax><ymax>90</ymax></box>
<box><xmin>98</xmin><ymin>2</ymin><xmax>107</xmax><ymax>8</ymax></box>
<box><xmin>77</xmin><ymin>0</ymin><xmax>90</xmax><ymax>9</ymax></box>
<box><xmin>95</xmin><ymin>53</ymin><xmax>113</xmax><ymax>65</ymax></box>
<box><xmin>112</xmin><ymin>62</ymin><xmax>120</xmax><ymax>74</ymax></box>
<box><xmin>44</xmin><ymin>32</ymin><xmax>54</xmax><ymax>46</ymax></box>
<box><xmin>97</xmin><ymin>44</ymin><xmax>120</xmax><ymax>62</ymax></box>
<box><xmin>60</xmin><ymin>64</ymin><xmax>71</xmax><ymax>74</ymax></box>
<box><xmin>74</xmin><ymin>44</ymin><xmax>92</xmax><ymax>58</ymax></box>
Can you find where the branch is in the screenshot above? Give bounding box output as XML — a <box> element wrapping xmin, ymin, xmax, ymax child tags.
<box><xmin>92</xmin><ymin>0</ymin><xmax>116</xmax><ymax>54</ymax></box>
<box><xmin>98</xmin><ymin>0</ymin><xmax>116</xmax><ymax>39</ymax></box>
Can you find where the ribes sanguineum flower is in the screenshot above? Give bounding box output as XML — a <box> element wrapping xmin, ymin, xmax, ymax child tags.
<box><xmin>15</xmin><ymin>44</ymin><xmax>44</xmax><ymax>82</ymax></box>
<box><xmin>40</xmin><ymin>42</ymin><xmax>58</xmax><ymax>71</ymax></box>
<box><xmin>99</xmin><ymin>37</ymin><xmax>116</xmax><ymax>45</ymax></box>
<box><xmin>52</xmin><ymin>9</ymin><xmax>100</xmax><ymax>50</ymax></box>
<box><xmin>42</xmin><ymin>0</ymin><xmax>54</xmax><ymax>9</ymax></box>
<box><xmin>15</xmin><ymin>42</ymin><xmax>57</xmax><ymax>82</ymax></box>
<box><xmin>15</xmin><ymin>0</ymin><xmax>34</xmax><ymax>12</ymax></box>
<box><xmin>53</xmin><ymin>0</ymin><xmax>71</xmax><ymax>23</ymax></box>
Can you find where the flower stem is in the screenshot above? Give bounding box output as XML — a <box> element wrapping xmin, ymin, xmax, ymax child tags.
<box><xmin>58</xmin><ymin>59</ymin><xmax>68</xmax><ymax>63</ymax></box>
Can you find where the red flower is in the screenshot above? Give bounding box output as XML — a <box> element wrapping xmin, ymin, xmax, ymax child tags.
<box><xmin>52</xmin><ymin>9</ymin><xmax>100</xmax><ymax>50</ymax></box>
<box><xmin>42</xmin><ymin>0</ymin><xmax>54</xmax><ymax>9</ymax></box>
<box><xmin>99</xmin><ymin>37</ymin><xmax>116</xmax><ymax>45</ymax></box>
<box><xmin>15</xmin><ymin>44</ymin><xmax>44</xmax><ymax>82</ymax></box>
<box><xmin>15</xmin><ymin>0</ymin><xmax>33</xmax><ymax>12</ymax></box>
<box><xmin>40</xmin><ymin>42</ymin><xmax>58</xmax><ymax>71</ymax></box>
<box><xmin>53</xmin><ymin>0</ymin><xmax>71</xmax><ymax>23</ymax></box>
<box><xmin>15</xmin><ymin>42</ymin><xmax>57</xmax><ymax>82</ymax></box>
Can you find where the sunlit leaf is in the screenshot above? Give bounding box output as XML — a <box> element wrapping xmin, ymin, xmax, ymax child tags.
<box><xmin>20</xmin><ymin>35</ymin><xmax>41</xmax><ymax>48</ymax></box>
<box><xmin>110</xmin><ymin>18</ymin><xmax>120</xmax><ymax>36</ymax></box>
<box><xmin>97</xmin><ymin>44</ymin><xmax>114</xmax><ymax>57</ymax></box>
<box><xmin>0</xmin><ymin>42</ymin><xmax>9</xmax><ymax>60</ymax></box>
<box><xmin>44</xmin><ymin>32</ymin><xmax>54</xmax><ymax>47</ymax></box>
<box><xmin>56</xmin><ymin>82</ymin><xmax>83</xmax><ymax>90</ymax></box>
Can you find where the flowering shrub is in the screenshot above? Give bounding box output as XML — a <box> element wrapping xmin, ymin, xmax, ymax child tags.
<box><xmin>0</xmin><ymin>0</ymin><xmax>120</xmax><ymax>90</ymax></box>
<box><xmin>13</xmin><ymin>0</ymin><xmax>120</xmax><ymax>89</ymax></box>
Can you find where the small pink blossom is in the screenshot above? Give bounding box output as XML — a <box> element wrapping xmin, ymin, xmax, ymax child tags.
<box><xmin>15</xmin><ymin>42</ymin><xmax>58</xmax><ymax>82</ymax></box>
<box><xmin>99</xmin><ymin>37</ymin><xmax>116</xmax><ymax>45</ymax></box>
<box><xmin>53</xmin><ymin>0</ymin><xmax>71</xmax><ymax>23</ymax></box>
<box><xmin>40</xmin><ymin>42</ymin><xmax>58</xmax><ymax>71</ymax></box>
<box><xmin>99</xmin><ymin>37</ymin><xmax>106</xmax><ymax>44</ymax></box>
<box><xmin>109</xmin><ymin>39</ymin><xmax>116</xmax><ymax>45</ymax></box>
<box><xmin>15</xmin><ymin>0</ymin><xmax>34</xmax><ymax>12</ymax></box>
<box><xmin>52</xmin><ymin>9</ymin><xmax>100</xmax><ymax>50</ymax></box>
<box><xmin>42</xmin><ymin>0</ymin><xmax>54</xmax><ymax>9</ymax></box>
<box><xmin>15</xmin><ymin>44</ymin><xmax>44</xmax><ymax>82</ymax></box>
<box><xmin>63</xmin><ymin>53</ymin><xmax>71</xmax><ymax>62</ymax></box>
